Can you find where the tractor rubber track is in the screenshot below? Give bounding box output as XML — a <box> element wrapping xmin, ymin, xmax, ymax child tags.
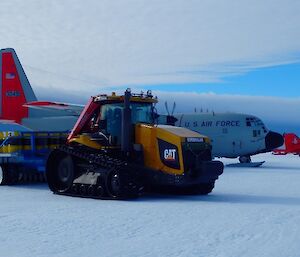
<box><xmin>50</xmin><ymin>145</ymin><xmax>142</xmax><ymax>200</ymax></box>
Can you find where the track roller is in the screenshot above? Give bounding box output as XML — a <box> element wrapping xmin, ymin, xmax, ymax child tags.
<box><xmin>95</xmin><ymin>185</ymin><xmax>105</xmax><ymax>197</ymax></box>
<box><xmin>106</xmin><ymin>168</ymin><xmax>140</xmax><ymax>199</ymax></box>
<box><xmin>71</xmin><ymin>184</ymin><xmax>79</xmax><ymax>193</ymax></box>
<box><xmin>87</xmin><ymin>185</ymin><xmax>95</xmax><ymax>196</ymax></box>
<box><xmin>79</xmin><ymin>184</ymin><xmax>87</xmax><ymax>195</ymax></box>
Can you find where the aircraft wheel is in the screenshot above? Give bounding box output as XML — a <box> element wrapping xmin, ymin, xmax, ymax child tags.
<box><xmin>239</xmin><ymin>156</ymin><xmax>251</xmax><ymax>163</ymax></box>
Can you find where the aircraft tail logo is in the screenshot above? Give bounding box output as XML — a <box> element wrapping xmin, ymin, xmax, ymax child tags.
<box><xmin>284</xmin><ymin>133</ymin><xmax>300</xmax><ymax>151</ymax></box>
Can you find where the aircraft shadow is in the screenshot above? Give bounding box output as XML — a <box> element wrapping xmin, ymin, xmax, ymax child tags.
<box><xmin>259</xmin><ymin>166</ymin><xmax>300</xmax><ymax>171</ymax></box>
<box><xmin>224</xmin><ymin>166</ymin><xmax>300</xmax><ymax>173</ymax></box>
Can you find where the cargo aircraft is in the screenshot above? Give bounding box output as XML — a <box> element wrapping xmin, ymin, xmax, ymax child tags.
<box><xmin>0</xmin><ymin>48</ymin><xmax>284</xmax><ymax>166</ymax></box>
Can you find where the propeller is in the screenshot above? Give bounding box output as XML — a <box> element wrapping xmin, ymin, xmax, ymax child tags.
<box><xmin>164</xmin><ymin>101</ymin><xmax>178</xmax><ymax>126</ymax></box>
<box><xmin>171</xmin><ymin>102</ymin><xmax>176</xmax><ymax>116</ymax></box>
<box><xmin>165</xmin><ymin>101</ymin><xmax>170</xmax><ymax>115</ymax></box>
<box><xmin>165</xmin><ymin>101</ymin><xmax>176</xmax><ymax>115</ymax></box>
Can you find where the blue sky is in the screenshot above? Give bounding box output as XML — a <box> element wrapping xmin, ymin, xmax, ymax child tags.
<box><xmin>139</xmin><ymin>62</ymin><xmax>300</xmax><ymax>98</ymax></box>
<box><xmin>2</xmin><ymin>0</ymin><xmax>299</xmax><ymax>91</ymax></box>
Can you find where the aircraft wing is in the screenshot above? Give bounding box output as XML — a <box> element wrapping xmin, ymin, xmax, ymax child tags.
<box><xmin>24</xmin><ymin>101</ymin><xmax>84</xmax><ymax>116</ymax></box>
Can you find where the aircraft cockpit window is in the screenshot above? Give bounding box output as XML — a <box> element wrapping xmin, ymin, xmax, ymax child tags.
<box><xmin>247</xmin><ymin>117</ymin><xmax>265</xmax><ymax>128</ymax></box>
<box><xmin>253</xmin><ymin>130</ymin><xmax>262</xmax><ymax>137</ymax></box>
<box><xmin>246</xmin><ymin>117</ymin><xmax>255</xmax><ymax>127</ymax></box>
<box><xmin>262</xmin><ymin>126</ymin><xmax>267</xmax><ymax>133</ymax></box>
<box><xmin>256</xmin><ymin>120</ymin><xmax>264</xmax><ymax>126</ymax></box>
<box><xmin>253</xmin><ymin>130</ymin><xmax>257</xmax><ymax>137</ymax></box>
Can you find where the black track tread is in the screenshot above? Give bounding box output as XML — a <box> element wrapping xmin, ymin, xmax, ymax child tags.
<box><xmin>195</xmin><ymin>182</ymin><xmax>215</xmax><ymax>195</ymax></box>
<box><xmin>50</xmin><ymin>145</ymin><xmax>141</xmax><ymax>200</ymax></box>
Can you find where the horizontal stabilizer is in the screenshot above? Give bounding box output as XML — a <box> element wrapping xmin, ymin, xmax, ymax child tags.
<box><xmin>24</xmin><ymin>101</ymin><xmax>84</xmax><ymax>115</ymax></box>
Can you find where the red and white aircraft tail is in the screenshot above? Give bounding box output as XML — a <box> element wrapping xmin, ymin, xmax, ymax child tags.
<box><xmin>273</xmin><ymin>133</ymin><xmax>300</xmax><ymax>156</ymax></box>
<box><xmin>0</xmin><ymin>48</ymin><xmax>37</xmax><ymax>123</ymax></box>
<box><xmin>0</xmin><ymin>48</ymin><xmax>83</xmax><ymax>131</ymax></box>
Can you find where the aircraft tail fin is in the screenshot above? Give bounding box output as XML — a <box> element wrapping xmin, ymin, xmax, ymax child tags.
<box><xmin>0</xmin><ymin>48</ymin><xmax>37</xmax><ymax>123</ymax></box>
<box><xmin>284</xmin><ymin>133</ymin><xmax>300</xmax><ymax>152</ymax></box>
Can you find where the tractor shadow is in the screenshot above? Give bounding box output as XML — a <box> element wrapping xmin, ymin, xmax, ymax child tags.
<box><xmin>4</xmin><ymin>184</ymin><xmax>300</xmax><ymax>207</ymax></box>
<box><xmin>6</xmin><ymin>183</ymin><xmax>49</xmax><ymax>191</ymax></box>
<box><xmin>141</xmin><ymin>192</ymin><xmax>300</xmax><ymax>207</ymax></box>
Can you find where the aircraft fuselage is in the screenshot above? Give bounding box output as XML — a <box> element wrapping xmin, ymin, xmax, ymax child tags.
<box><xmin>171</xmin><ymin>113</ymin><xmax>283</xmax><ymax>159</ymax></box>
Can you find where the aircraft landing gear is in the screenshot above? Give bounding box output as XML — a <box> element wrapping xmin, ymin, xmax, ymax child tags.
<box><xmin>227</xmin><ymin>155</ymin><xmax>264</xmax><ymax>167</ymax></box>
<box><xmin>239</xmin><ymin>155</ymin><xmax>251</xmax><ymax>163</ymax></box>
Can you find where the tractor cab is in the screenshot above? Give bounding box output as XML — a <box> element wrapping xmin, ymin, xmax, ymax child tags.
<box><xmin>67</xmin><ymin>90</ymin><xmax>157</xmax><ymax>148</ymax></box>
<box><xmin>99</xmin><ymin>100</ymin><xmax>155</xmax><ymax>145</ymax></box>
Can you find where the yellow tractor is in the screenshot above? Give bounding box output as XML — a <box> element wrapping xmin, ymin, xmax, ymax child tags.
<box><xmin>46</xmin><ymin>89</ymin><xmax>223</xmax><ymax>199</ymax></box>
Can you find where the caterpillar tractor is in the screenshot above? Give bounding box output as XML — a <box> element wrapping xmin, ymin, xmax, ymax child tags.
<box><xmin>46</xmin><ymin>89</ymin><xmax>224</xmax><ymax>199</ymax></box>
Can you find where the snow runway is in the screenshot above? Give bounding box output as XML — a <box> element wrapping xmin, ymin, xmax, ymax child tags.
<box><xmin>0</xmin><ymin>153</ymin><xmax>299</xmax><ymax>257</ymax></box>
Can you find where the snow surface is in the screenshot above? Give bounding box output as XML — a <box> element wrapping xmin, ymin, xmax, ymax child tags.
<box><xmin>0</xmin><ymin>153</ymin><xmax>299</xmax><ymax>257</ymax></box>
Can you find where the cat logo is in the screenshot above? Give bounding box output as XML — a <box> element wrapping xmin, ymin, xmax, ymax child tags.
<box><xmin>164</xmin><ymin>149</ymin><xmax>176</xmax><ymax>161</ymax></box>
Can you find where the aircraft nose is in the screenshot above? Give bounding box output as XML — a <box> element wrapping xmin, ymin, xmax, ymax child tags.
<box><xmin>265</xmin><ymin>131</ymin><xmax>284</xmax><ymax>150</ymax></box>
